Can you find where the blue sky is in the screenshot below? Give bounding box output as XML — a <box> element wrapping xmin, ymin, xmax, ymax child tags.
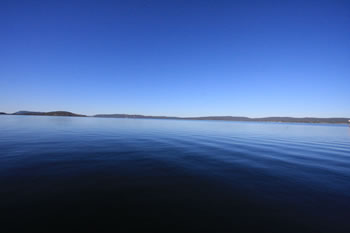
<box><xmin>1</xmin><ymin>0</ymin><xmax>349</xmax><ymax>117</ymax></box>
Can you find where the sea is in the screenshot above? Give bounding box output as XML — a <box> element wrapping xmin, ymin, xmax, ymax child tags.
<box><xmin>0</xmin><ymin>115</ymin><xmax>349</xmax><ymax>233</ymax></box>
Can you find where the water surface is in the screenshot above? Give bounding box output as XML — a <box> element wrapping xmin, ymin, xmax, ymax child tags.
<box><xmin>0</xmin><ymin>116</ymin><xmax>350</xmax><ymax>232</ymax></box>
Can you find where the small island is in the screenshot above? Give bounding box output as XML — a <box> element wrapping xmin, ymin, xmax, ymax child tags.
<box><xmin>12</xmin><ymin>111</ymin><xmax>86</xmax><ymax>117</ymax></box>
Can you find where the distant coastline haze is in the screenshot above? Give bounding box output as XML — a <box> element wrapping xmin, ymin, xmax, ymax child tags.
<box><xmin>2</xmin><ymin>110</ymin><xmax>349</xmax><ymax>124</ymax></box>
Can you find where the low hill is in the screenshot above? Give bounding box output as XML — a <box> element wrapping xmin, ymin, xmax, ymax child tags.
<box><xmin>13</xmin><ymin>111</ymin><xmax>86</xmax><ymax>117</ymax></box>
<box><xmin>13</xmin><ymin>111</ymin><xmax>44</xmax><ymax>115</ymax></box>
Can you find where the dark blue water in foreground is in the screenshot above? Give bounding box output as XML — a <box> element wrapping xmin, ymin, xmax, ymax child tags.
<box><xmin>1</xmin><ymin>116</ymin><xmax>350</xmax><ymax>233</ymax></box>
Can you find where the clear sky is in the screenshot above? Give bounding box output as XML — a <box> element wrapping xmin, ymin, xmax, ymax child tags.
<box><xmin>1</xmin><ymin>0</ymin><xmax>349</xmax><ymax>117</ymax></box>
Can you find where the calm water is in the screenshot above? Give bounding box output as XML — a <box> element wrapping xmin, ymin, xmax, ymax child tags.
<box><xmin>0</xmin><ymin>115</ymin><xmax>350</xmax><ymax>233</ymax></box>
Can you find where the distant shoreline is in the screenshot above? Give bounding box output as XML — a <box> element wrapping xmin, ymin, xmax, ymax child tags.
<box><xmin>1</xmin><ymin>111</ymin><xmax>349</xmax><ymax>124</ymax></box>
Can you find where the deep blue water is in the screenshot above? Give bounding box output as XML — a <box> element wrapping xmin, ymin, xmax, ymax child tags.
<box><xmin>0</xmin><ymin>115</ymin><xmax>350</xmax><ymax>233</ymax></box>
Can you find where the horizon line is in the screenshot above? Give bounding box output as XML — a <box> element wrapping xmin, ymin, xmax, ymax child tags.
<box><xmin>2</xmin><ymin>110</ymin><xmax>350</xmax><ymax>119</ymax></box>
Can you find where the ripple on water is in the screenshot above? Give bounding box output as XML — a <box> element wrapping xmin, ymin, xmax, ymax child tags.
<box><xmin>0</xmin><ymin>116</ymin><xmax>350</xmax><ymax>232</ymax></box>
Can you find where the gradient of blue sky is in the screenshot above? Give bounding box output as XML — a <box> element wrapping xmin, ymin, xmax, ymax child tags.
<box><xmin>1</xmin><ymin>0</ymin><xmax>349</xmax><ymax>117</ymax></box>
